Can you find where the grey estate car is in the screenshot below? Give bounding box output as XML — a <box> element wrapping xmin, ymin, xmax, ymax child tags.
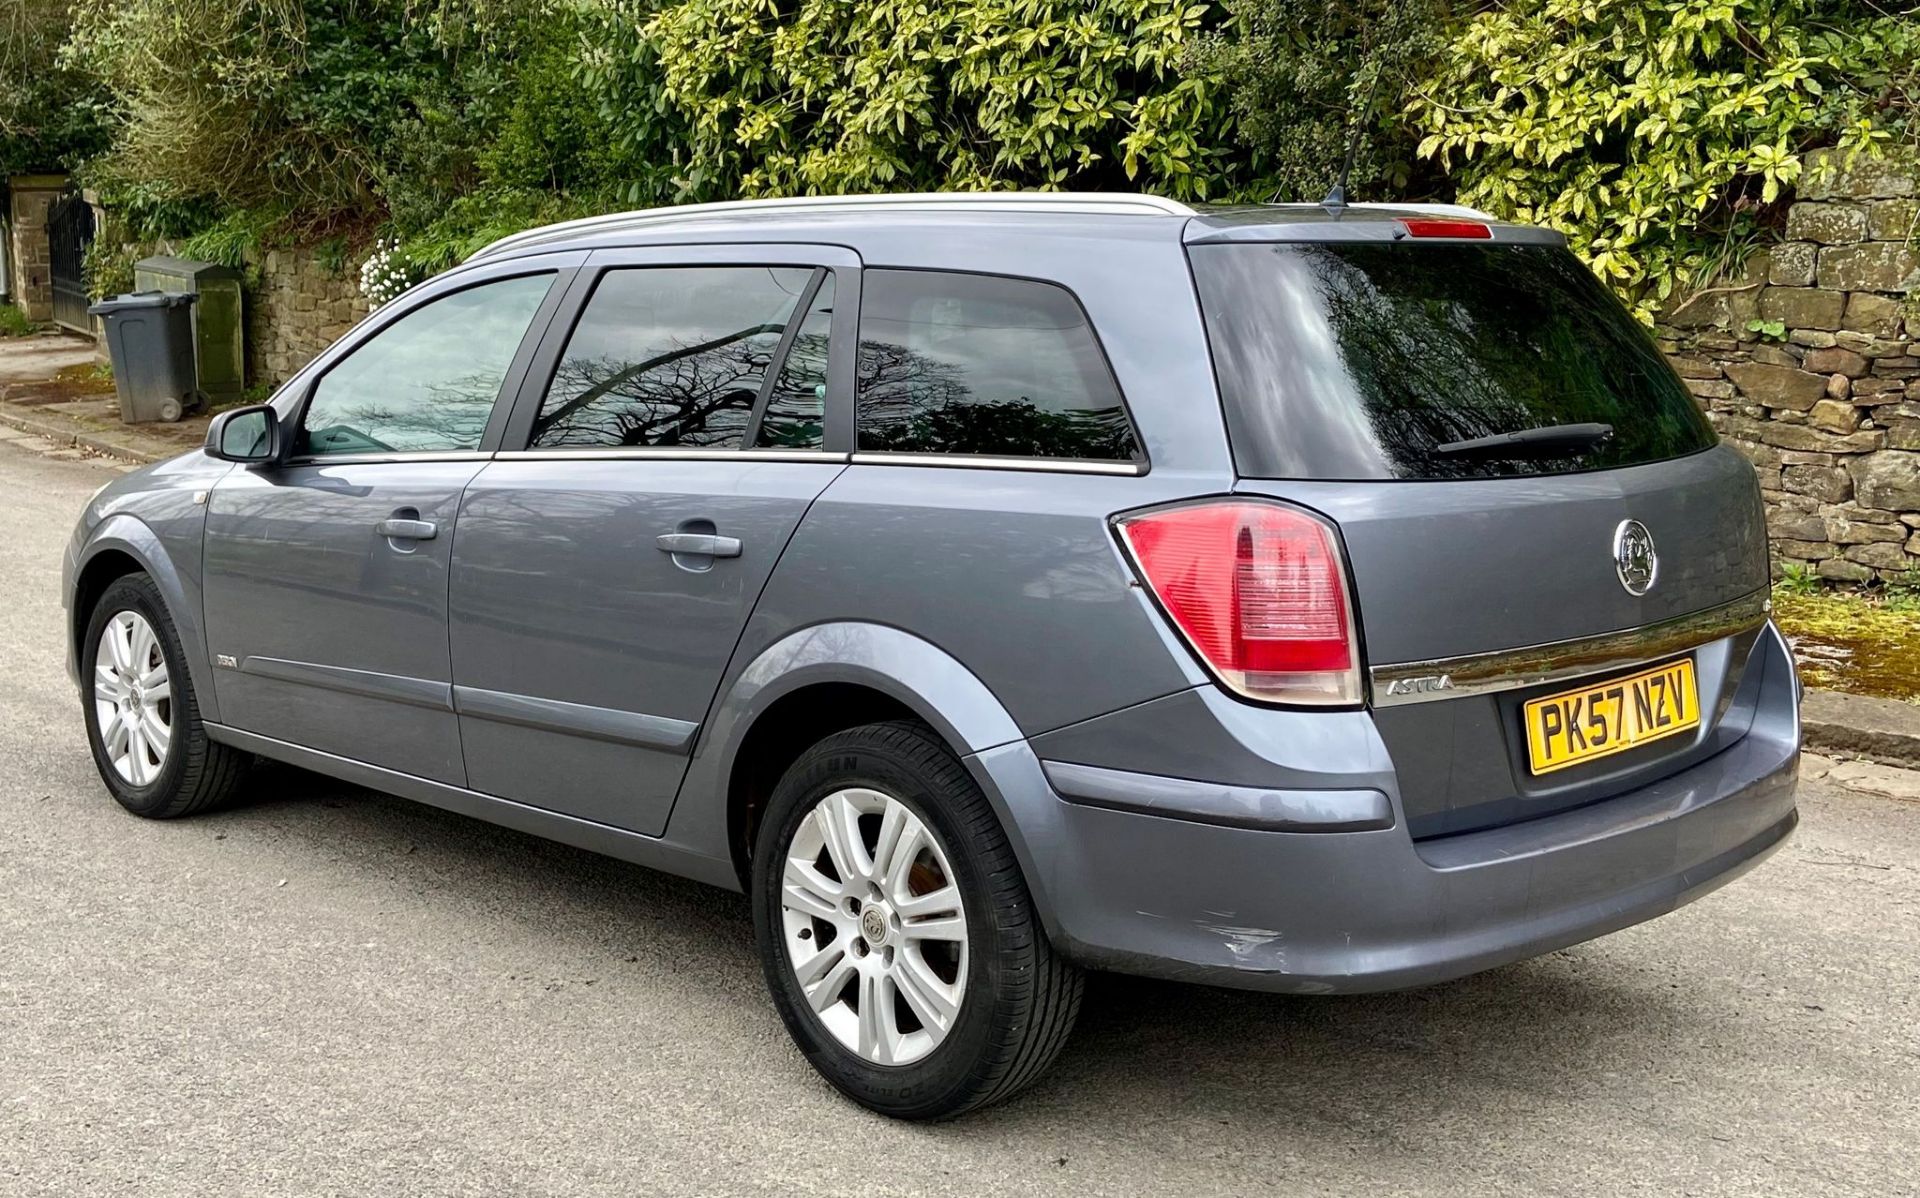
<box><xmin>65</xmin><ymin>192</ymin><xmax>1800</xmax><ymax>1119</ymax></box>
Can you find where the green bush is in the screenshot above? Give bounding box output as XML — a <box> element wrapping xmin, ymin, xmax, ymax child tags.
<box><xmin>65</xmin><ymin>0</ymin><xmax>551</xmax><ymax>226</ymax></box>
<box><xmin>0</xmin><ymin>0</ymin><xmax>110</xmax><ymax>174</ymax></box>
<box><xmin>1184</xmin><ymin>0</ymin><xmax>1451</xmax><ymax>202</ymax></box>
<box><xmin>636</xmin><ymin>0</ymin><xmax>1245</xmax><ymax>201</ymax></box>
<box><xmin>0</xmin><ymin>303</ymin><xmax>36</xmax><ymax>337</ymax></box>
<box><xmin>1407</xmin><ymin>0</ymin><xmax>1920</xmax><ymax>317</ymax></box>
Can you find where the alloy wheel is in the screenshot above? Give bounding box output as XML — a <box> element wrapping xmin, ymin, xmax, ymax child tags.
<box><xmin>93</xmin><ymin>610</ymin><xmax>172</xmax><ymax>787</ymax></box>
<box><xmin>778</xmin><ymin>787</ymin><xmax>970</xmax><ymax>1066</ymax></box>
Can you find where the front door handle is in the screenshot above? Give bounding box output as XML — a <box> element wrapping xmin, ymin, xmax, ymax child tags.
<box><xmin>656</xmin><ymin>532</ymin><xmax>742</xmax><ymax>558</ymax></box>
<box><xmin>375</xmin><ymin>517</ymin><xmax>438</xmax><ymax>541</ymax></box>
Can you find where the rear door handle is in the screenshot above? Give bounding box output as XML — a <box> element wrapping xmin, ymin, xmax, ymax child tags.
<box><xmin>656</xmin><ymin>532</ymin><xmax>742</xmax><ymax>558</ymax></box>
<box><xmin>375</xmin><ymin>518</ymin><xmax>438</xmax><ymax>541</ymax></box>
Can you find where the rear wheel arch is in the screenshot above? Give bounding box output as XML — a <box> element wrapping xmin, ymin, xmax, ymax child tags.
<box><xmin>710</xmin><ymin>623</ymin><xmax>1028</xmax><ymax>890</ymax></box>
<box><xmin>726</xmin><ymin>681</ymin><xmax>940</xmax><ymax>888</ymax></box>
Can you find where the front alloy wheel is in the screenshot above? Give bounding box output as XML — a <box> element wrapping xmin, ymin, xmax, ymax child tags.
<box><xmin>93</xmin><ymin>610</ymin><xmax>172</xmax><ymax>787</ymax></box>
<box><xmin>753</xmin><ymin>721</ymin><xmax>1082</xmax><ymax>1120</ymax></box>
<box><xmin>778</xmin><ymin>786</ymin><xmax>970</xmax><ymax>1066</ymax></box>
<box><xmin>82</xmin><ymin>573</ymin><xmax>251</xmax><ymax>819</ymax></box>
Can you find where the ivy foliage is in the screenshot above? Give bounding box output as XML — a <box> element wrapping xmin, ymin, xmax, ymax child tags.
<box><xmin>635</xmin><ymin>0</ymin><xmax>1244</xmax><ymax>201</ymax></box>
<box><xmin>1407</xmin><ymin>0</ymin><xmax>1920</xmax><ymax>317</ymax></box>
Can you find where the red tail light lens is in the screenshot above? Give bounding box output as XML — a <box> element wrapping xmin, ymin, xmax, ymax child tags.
<box><xmin>1115</xmin><ymin>500</ymin><xmax>1363</xmax><ymax>706</ymax></box>
<box><xmin>1398</xmin><ymin>217</ymin><xmax>1492</xmax><ymax>239</ymax></box>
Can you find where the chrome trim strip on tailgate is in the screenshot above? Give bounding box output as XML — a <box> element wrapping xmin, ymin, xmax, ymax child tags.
<box><xmin>1370</xmin><ymin>591</ymin><xmax>1772</xmax><ymax>707</ymax></box>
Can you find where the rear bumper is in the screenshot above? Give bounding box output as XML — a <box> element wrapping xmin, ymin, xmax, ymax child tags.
<box><xmin>981</xmin><ymin>623</ymin><xmax>1800</xmax><ymax>994</ymax></box>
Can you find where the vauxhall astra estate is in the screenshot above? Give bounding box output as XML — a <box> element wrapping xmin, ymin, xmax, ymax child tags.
<box><xmin>65</xmin><ymin>192</ymin><xmax>1800</xmax><ymax>1119</ymax></box>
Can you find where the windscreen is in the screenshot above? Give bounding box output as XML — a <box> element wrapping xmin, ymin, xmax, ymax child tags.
<box><xmin>1189</xmin><ymin>241</ymin><xmax>1717</xmax><ymax>480</ymax></box>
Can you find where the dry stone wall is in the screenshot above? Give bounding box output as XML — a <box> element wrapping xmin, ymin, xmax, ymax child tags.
<box><xmin>1658</xmin><ymin>148</ymin><xmax>1919</xmax><ymax>582</ymax></box>
<box><xmin>246</xmin><ymin>244</ymin><xmax>372</xmax><ymax>387</ymax></box>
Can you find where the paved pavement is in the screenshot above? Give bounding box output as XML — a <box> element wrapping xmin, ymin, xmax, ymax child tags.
<box><xmin>0</xmin><ymin>332</ymin><xmax>215</xmax><ymax>464</ymax></box>
<box><xmin>2</xmin><ymin>439</ymin><xmax>1917</xmax><ymax>1197</ymax></box>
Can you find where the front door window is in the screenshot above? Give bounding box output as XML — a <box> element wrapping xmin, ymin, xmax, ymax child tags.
<box><xmin>298</xmin><ymin>273</ymin><xmax>555</xmax><ymax>456</ymax></box>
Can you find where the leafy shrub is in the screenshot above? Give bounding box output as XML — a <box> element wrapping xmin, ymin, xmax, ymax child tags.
<box><xmin>1407</xmin><ymin>0</ymin><xmax>1920</xmax><ymax>317</ymax></box>
<box><xmin>1775</xmin><ymin>561</ymin><xmax>1822</xmax><ymax>596</ymax></box>
<box><xmin>65</xmin><ymin>0</ymin><xmax>551</xmax><ymax>227</ymax></box>
<box><xmin>1184</xmin><ymin>0</ymin><xmax>1451</xmax><ymax>202</ymax></box>
<box><xmin>0</xmin><ymin>0</ymin><xmax>110</xmax><ymax>174</ymax></box>
<box><xmin>1887</xmin><ymin>570</ymin><xmax>1920</xmax><ymax>613</ymax></box>
<box><xmin>637</xmin><ymin>0</ymin><xmax>1244</xmax><ymax>201</ymax></box>
<box><xmin>0</xmin><ymin>303</ymin><xmax>36</xmax><ymax>337</ymax></box>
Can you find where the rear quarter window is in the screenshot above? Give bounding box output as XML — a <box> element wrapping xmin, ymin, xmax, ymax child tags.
<box><xmin>1188</xmin><ymin>241</ymin><xmax>1717</xmax><ymax>480</ymax></box>
<box><xmin>855</xmin><ymin>269</ymin><xmax>1140</xmax><ymax>462</ymax></box>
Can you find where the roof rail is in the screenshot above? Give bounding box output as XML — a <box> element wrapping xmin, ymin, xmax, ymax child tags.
<box><xmin>468</xmin><ymin>192</ymin><xmax>1199</xmax><ymax>261</ymax></box>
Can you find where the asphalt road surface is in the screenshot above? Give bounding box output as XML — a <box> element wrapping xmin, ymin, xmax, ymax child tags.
<box><xmin>3</xmin><ymin>438</ymin><xmax>1917</xmax><ymax>1197</ymax></box>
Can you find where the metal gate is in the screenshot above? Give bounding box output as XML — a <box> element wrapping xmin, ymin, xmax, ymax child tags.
<box><xmin>48</xmin><ymin>192</ymin><xmax>95</xmax><ymax>333</ymax></box>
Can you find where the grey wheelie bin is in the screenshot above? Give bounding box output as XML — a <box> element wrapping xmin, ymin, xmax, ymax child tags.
<box><xmin>88</xmin><ymin>291</ymin><xmax>202</xmax><ymax>423</ymax></box>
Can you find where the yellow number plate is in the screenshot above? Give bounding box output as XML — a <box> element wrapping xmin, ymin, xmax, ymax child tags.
<box><xmin>1523</xmin><ymin>658</ymin><xmax>1699</xmax><ymax>776</ymax></box>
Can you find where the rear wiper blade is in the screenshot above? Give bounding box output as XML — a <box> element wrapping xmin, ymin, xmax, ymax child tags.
<box><xmin>1433</xmin><ymin>422</ymin><xmax>1614</xmax><ymax>459</ymax></box>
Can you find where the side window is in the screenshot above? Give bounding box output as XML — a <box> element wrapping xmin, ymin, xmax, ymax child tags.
<box><xmin>755</xmin><ymin>274</ymin><xmax>834</xmax><ymax>450</ymax></box>
<box><xmin>531</xmin><ymin>266</ymin><xmax>816</xmax><ymax>449</ymax></box>
<box><xmin>855</xmin><ymin>269</ymin><xmax>1139</xmax><ymax>461</ymax></box>
<box><xmin>299</xmin><ymin>273</ymin><xmax>553</xmax><ymax>456</ymax></box>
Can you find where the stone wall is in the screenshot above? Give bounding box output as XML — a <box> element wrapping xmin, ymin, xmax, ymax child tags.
<box><xmin>246</xmin><ymin>244</ymin><xmax>372</xmax><ymax>387</ymax></box>
<box><xmin>1658</xmin><ymin>148</ymin><xmax>1919</xmax><ymax>582</ymax></box>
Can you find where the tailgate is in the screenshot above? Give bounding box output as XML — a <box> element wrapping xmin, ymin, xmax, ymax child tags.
<box><xmin>1241</xmin><ymin>447</ymin><xmax>1771</xmax><ymax>837</ymax></box>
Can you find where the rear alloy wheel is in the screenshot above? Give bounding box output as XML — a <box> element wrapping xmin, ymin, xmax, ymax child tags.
<box><xmin>753</xmin><ymin>721</ymin><xmax>1082</xmax><ymax>1120</ymax></box>
<box><xmin>82</xmin><ymin>574</ymin><xmax>251</xmax><ymax>819</ymax></box>
<box><xmin>778</xmin><ymin>786</ymin><xmax>971</xmax><ymax>1066</ymax></box>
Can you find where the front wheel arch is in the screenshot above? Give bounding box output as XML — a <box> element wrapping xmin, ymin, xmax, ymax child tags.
<box><xmin>74</xmin><ymin>516</ymin><xmax>222</xmax><ymax>727</ymax></box>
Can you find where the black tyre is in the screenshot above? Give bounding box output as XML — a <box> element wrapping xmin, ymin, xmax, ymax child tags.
<box><xmin>81</xmin><ymin>574</ymin><xmax>251</xmax><ymax>818</ymax></box>
<box><xmin>752</xmin><ymin>720</ymin><xmax>1082</xmax><ymax>1120</ymax></box>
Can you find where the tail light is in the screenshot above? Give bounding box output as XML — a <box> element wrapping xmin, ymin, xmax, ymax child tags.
<box><xmin>1114</xmin><ymin>500</ymin><xmax>1363</xmax><ymax>706</ymax></box>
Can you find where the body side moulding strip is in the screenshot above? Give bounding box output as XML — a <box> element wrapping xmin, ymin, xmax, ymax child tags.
<box><xmin>452</xmin><ymin>685</ymin><xmax>699</xmax><ymax>753</ymax></box>
<box><xmin>238</xmin><ymin>656</ymin><xmax>454</xmax><ymax>711</ymax></box>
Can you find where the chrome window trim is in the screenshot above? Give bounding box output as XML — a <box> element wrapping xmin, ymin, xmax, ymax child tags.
<box><xmin>280</xmin><ymin>450</ymin><xmax>495</xmax><ymax>467</ymax></box>
<box><xmin>1369</xmin><ymin>590</ymin><xmax>1773</xmax><ymax>707</ymax></box>
<box><xmin>848</xmin><ymin>452</ymin><xmax>1145</xmax><ymax>476</ymax></box>
<box><xmin>493</xmin><ymin>448</ymin><xmax>850</xmax><ymax>464</ymax></box>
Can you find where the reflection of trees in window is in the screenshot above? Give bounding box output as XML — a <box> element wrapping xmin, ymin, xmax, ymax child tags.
<box><xmin>757</xmin><ymin>330</ymin><xmax>830</xmax><ymax>449</ymax></box>
<box><xmin>857</xmin><ymin>339</ymin><xmax>1138</xmax><ymax>460</ymax></box>
<box><xmin>1298</xmin><ymin>244</ymin><xmax>1708</xmax><ymax>479</ymax></box>
<box><xmin>755</xmin><ymin>275</ymin><xmax>835</xmax><ymax>450</ymax></box>
<box><xmin>534</xmin><ymin>325</ymin><xmax>782</xmax><ymax>448</ymax></box>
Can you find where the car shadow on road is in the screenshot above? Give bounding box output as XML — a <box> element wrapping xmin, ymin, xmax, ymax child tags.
<box><xmin>227</xmin><ymin>765</ymin><xmax>1716</xmax><ymax>1138</ymax></box>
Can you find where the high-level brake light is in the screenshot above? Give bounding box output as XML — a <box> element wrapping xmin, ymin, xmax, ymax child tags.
<box><xmin>1399</xmin><ymin>217</ymin><xmax>1492</xmax><ymax>240</ymax></box>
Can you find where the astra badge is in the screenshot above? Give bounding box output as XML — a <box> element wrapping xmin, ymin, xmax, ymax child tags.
<box><xmin>1384</xmin><ymin>674</ymin><xmax>1454</xmax><ymax>697</ymax></box>
<box><xmin>1613</xmin><ymin>519</ymin><xmax>1658</xmax><ymax>596</ymax></box>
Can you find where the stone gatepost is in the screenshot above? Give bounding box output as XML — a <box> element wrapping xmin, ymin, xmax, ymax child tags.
<box><xmin>1659</xmin><ymin>148</ymin><xmax>1919</xmax><ymax>582</ymax></box>
<box><xmin>6</xmin><ymin>174</ymin><xmax>68</xmax><ymax>322</ymax></box>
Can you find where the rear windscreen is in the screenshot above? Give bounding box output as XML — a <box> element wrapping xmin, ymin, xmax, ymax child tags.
<box><xmin>1188</xmin><ymin>241</ymin><xmax>1717</xmax><ymax>480</ymax></box>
